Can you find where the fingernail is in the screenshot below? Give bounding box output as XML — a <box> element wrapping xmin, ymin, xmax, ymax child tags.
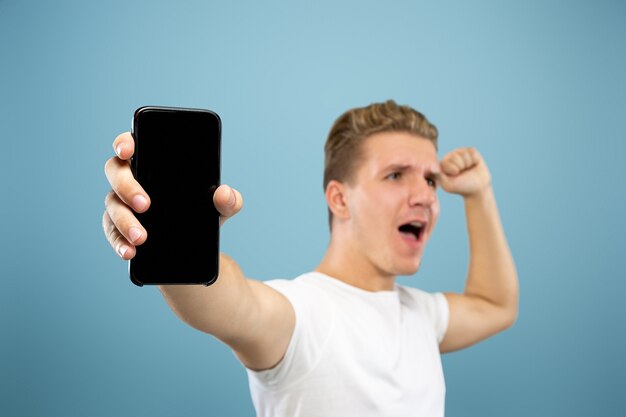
<box><xmin>116</xmin><ymin>144</ymin><xmax>123</xmax><ymax>157</ymax></box>
<box><xmin>129</xmin><ymin>227</ymin><xmax>142</xmax><ymax>243</ymax></box>
<box><xmin>118</xmin><ymin>245</ymin><xmax>129</xmax><ymax>257</ymax></box>
<box><xmin>132</xmin><ymin>195</ymin><xmax>148</xmax><ymax>211</ymax></box>
<box><xmin>228</xmin><ymin>187</ymin><xmax>236</xmax><ymax>205</ymax></box>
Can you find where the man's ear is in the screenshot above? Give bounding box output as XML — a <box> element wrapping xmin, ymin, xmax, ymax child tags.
<box><xmin>325</xmin><ymin>180</ymin><xmax>350</xmax><ymax>221</ymax></box>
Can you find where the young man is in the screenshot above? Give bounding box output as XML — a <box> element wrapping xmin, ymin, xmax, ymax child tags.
<box><xmin>103</xmin><ymin>100</ymin><xmax>518</xmax><ymax>416</ymax></box>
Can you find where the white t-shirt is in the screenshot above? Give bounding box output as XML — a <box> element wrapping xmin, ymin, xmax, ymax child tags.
<box><xmin>246</xmin><ymin>272</ymin><xmax>449</xmax><ymax>417</ymax></box>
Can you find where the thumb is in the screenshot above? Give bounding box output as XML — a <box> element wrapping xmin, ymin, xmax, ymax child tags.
<box><xmin>213</xmin><ymin>184</ymin><xmax>243</xmax><ymax>226</ymax></box>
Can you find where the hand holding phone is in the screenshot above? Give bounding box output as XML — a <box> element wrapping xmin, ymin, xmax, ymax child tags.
<box><xmin>102</xmin><ymin>106</ymin><xmax>227</xmax><ymax>286</ymax></box>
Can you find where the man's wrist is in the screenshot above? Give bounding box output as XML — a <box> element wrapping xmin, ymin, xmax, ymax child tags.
<box><xmin>462</xmin><ymin>185</ymin><xmax>495</xmax><ymax>207</ymax></box>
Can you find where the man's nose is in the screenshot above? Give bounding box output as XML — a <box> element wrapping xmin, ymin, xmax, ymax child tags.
<box><xmin>408</xmin><ymin>179</ymin><xmax>436</xmax><ymax>206</ymax></box>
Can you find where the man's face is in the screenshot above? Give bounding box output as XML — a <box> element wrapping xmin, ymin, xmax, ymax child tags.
<box><xmin>344</xmin><ymin>131</ymin><xmax>440</xmax><ymax>277</ymax></box>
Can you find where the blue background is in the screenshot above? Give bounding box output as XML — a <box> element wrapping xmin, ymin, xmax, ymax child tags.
<box><xmin>1</xmin><ymin>0</ymin><xmax>624</xmax><ymax>416</ymax></box>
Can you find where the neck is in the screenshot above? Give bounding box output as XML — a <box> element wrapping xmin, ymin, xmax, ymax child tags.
<box><xmin>315</xmin><ymin>234</ymin><xmax>397</xmax><ymax>292</ymax></box>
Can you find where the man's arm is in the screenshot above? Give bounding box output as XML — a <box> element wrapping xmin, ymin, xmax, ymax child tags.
<box><xmin>437</xmin><ymin>147</ymin><xmax>518</xmax><ymax>353</ymax></box>
<box><xmin>158</xmin><ymin>254</ymin><xmax>295</xmax><ymax>370</ymax></box>
<box><xmin>103</xmin><ymin>132</ymin><xmax>295</xmax><ymax>370</ymax></box>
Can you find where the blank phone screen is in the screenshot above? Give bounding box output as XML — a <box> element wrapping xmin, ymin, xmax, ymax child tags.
<box><xmin>130</xmin><ymin>107</ymin><xmax>221</xmax><ymax>286</ymax></box>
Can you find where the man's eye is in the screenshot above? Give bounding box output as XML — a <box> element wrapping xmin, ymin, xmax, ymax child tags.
<box><xmin>386</xmin><ymin>172</ymin><xmax>401</xmax><ymax>180</ymax></box>
<box><xmin>426</xmin><ymin>177</ymin><xmax>437</xmax><ymax>188</ymax></box>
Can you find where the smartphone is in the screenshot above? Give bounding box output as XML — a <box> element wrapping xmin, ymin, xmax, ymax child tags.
<box><xmin>129</xmin><ymin>106</ymin><xmax>221</xmax><ymax>286</ymax></box>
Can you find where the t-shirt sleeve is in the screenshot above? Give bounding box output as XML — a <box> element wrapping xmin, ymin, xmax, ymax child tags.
<box><xmin>246</xmin><ymin>278</ymin><xmax>333</xmax><ymax>389</ymax></box>
<box><xmin>400</xmin><ymin>286</ymin><xmax>450</xmax><ymax>344</ymax></box>
<box><xmin>432</xmin><ymin>292</ymin><xmax>449</xmax><ymax>343</ymax></box>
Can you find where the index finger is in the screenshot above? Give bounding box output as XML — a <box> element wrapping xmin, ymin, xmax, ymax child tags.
<box><xmin>113</xmin><ymin>132</ymin><xmax>135</xmax><ymax>161</ymax></box>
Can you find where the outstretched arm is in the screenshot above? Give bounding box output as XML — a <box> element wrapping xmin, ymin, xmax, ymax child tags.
<box><xmin>437</xmin><ymin>147</ymin><xmax>518</xmax><ymax>353</ymax></box>
<box><xmin>103</xmin><ymin>132</ymin><xmax>295</xmax><ymax>370</ymax></box>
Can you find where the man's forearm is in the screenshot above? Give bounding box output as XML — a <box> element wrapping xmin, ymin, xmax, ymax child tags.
<box><xmin>157</xmin><ymin>253</ymin><xmax>296</xmax><ymax>370</ymax></box>
<box><xmin>463</xmin><ymin>186</ymin><xmax>518</xmax><ymax>322</ymax></box>
<box><xmin>158</xmin><ymin>253</ymin><xmax>258</xmax><ymax>344</ymax></box>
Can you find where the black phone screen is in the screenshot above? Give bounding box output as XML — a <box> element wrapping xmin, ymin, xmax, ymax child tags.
<box><xmin>130</xmin><ymin>106</ymin><xmax>221</xmax><ymax>286</ymax></box>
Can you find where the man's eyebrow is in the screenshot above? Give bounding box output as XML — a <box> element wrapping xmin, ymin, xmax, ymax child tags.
<box><xmin>381</xmin><ymin>164</ymin><xmax>441</xmax><ymax>178</ymax></box>
<box><xmin>381</xmin><ymin>164</ymin><xmax>411</xmax><ymax>173</ymax></box>
<box><xmin>428</xmin><ymin>172</ymin><xmax>442</xmax><ymax>181</ymax></box>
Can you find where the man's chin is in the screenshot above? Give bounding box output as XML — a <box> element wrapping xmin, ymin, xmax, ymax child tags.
<box><xmin>395</xmin><ymin>260</ymin><xmax>423</xmax><ymax>277</ymax></box>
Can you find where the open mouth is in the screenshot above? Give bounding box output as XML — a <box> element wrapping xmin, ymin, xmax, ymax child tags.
<box><xmin>398</xmin><ymin>222</ymin><xmax>425</xmax><ymax>241</ymax></box>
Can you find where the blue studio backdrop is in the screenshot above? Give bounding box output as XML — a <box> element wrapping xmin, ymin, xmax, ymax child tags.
<box><xmin>1</xmin><ymin>0</ymin><xmax>624</xmax><ymax>416</ymax></box>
